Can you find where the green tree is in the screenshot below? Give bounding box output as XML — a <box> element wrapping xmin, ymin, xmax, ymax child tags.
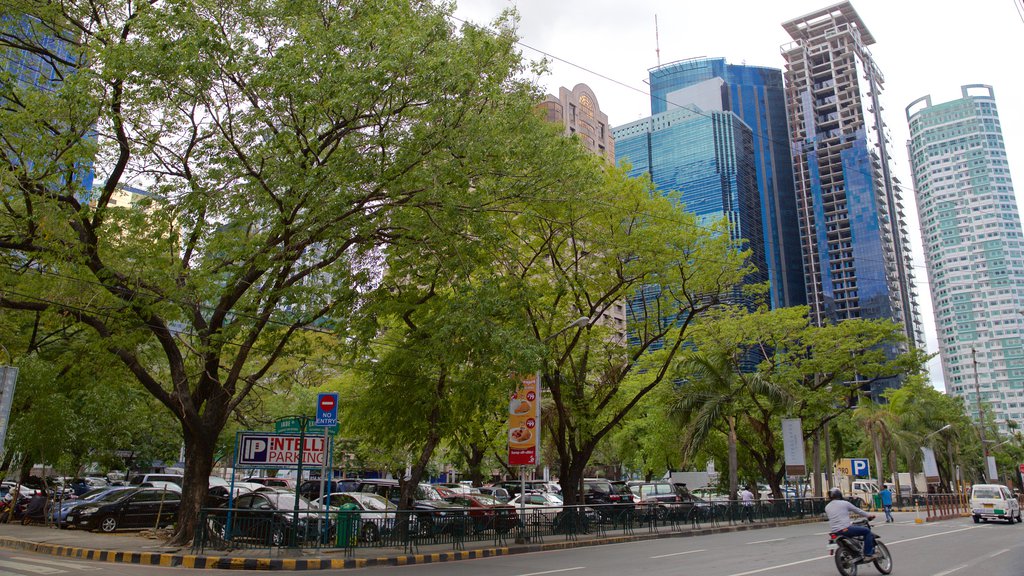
<box><xmin>1</xmin><ymin>0</ymin><xmax>552</xmax><ymax>543</ymax></box>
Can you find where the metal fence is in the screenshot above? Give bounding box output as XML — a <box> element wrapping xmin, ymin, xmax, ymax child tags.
<box><xmin>192</xmin><ymin>497</ymin><xmax>827</xmax><ymax>554</ymax></box>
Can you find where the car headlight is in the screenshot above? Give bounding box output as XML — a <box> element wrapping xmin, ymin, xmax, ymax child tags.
<box><xmin>78</xmin><ymin>507</ymin><xmax>100</xmax><ymax>516</ymax></box>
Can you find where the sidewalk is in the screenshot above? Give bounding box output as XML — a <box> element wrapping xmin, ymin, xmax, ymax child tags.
<box><xmin>0</xmin><ymin>515</ymin><xmax>824</xmax><ymax>571</ymax></box>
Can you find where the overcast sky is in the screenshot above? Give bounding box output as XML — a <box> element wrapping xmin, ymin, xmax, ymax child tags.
<box><xmin>454</xmin><ymin>0</ymin><xmax>1024</xmax><ymax>392</ymax></box>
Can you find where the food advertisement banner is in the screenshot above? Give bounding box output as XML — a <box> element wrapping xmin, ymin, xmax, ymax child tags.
<box><xmin>508</xmin><ymin>373</ymin><xmax>540</xmax><ymax>466</ymax></box>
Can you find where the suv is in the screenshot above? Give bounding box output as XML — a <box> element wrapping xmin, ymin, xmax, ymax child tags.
<box><xmin>128</xmin><ymin>474</ymin><xmax>184</xmax><ymax>490</ymax></box>
<box><xmin>584</xmin><ymin>478</ymin><xmax>635</xmax><ymax>520</ymax></box>
<box><xmin>298</xmin><ymin>479</ymin><xmax>361</xmax><ymax>502</ymax></box>
<box><xmin>970</xmin><ymin>483</ymin><xmax>1022</xmax><ymax>524</ymax></box>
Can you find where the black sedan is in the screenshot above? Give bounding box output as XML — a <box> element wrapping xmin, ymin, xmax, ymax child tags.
<box><xmin>65</xmin><ymin>488</ymin><xmax>180</xmax><ymax>532</ymax></box>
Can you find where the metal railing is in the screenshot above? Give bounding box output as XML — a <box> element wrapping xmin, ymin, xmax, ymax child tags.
<box><xmin>192</xmin><ymin>497</ymin><xmax>827</xmax><ymax>554</ymax></box>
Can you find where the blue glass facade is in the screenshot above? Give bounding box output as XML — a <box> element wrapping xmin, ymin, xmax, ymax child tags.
<box><xmin>648</xmin><ymin>58</ymin><xmax>804</xmax><ymax>310</ymax></box>
<box><xmin>614</xmin><ymin>106</ymin><xmax>766</xmax><ymax>289</ymax></box>
<box><xmin>1</xmin><ymin>18</ymin><xmax>94</xmax><ymax>198</ymax></box>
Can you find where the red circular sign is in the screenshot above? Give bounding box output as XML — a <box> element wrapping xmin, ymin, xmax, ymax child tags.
<box><xmin>526</xmin><ymin>391</ymin><xmax>536</xmax><ymax>401</ymax></box>
<box><xmin>319</xmin><ymin>395</ymin><xmax>336</xmax><ymax>412</ymax></box>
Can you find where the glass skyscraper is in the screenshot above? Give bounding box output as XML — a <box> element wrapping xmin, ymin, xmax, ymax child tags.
<box><xmin>613</xmin><ymin>106</ymin><xmax>766</xmax><ymax>292</ymax></box>
<box><xmin>780</xmin><ymin>2</ymin><xmax>923</xmax><ymax>364</ymax></box>
<box><xmin>906</xmin><ymin>84</ymin><xmax>1024</xmax><ymax>430</ymax></box>
<box><xmin>647</xmin><ymin>58</ymin><xmax>804</xmax><ymax>310</ymax></box>
<box><xmin>2</xmin><ymin>18</ymin><xmax>94</xmax><ymax>198</ymax></box>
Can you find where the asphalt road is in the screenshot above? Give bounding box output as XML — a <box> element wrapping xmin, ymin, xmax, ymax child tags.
<box><xmin>0</xmin><ymin>517</ymin><xmax>1021</xmax><ymax>575</ymax></box>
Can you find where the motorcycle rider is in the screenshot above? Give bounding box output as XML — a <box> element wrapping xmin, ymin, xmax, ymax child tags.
<box><xmin>826</xmin><ymin>487</ymin><xmax>880</xmax><ymax>560</ymax></box>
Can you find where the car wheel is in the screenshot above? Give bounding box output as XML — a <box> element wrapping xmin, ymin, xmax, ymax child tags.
<box><xmin>269</xmin><ymin>526</ymin><xmax>286</xmax><ymax>546</ymax></box>
<box><xmin>973</xmin><ymin>515</ymin><xmax>980</xmax><ymax>524</ymax></box>
<box><xmin>99</xmin><ymin>516</ymin><xmax>118</xmax><ymax>533</ymax></box>
<box><xmin>360</xmin><ymin>522</ymin><xmax>379</xmax><ymax>543</ymax></box>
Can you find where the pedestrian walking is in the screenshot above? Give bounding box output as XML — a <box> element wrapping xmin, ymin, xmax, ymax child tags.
<box><xmin>879</xmin><ymin>485</ymin><xmax>894</xmax><ymax>523</ymax></box>
<box><xmin>740</xmin><ymin>486</ymin><xmax>755</xmax><ymax>523</ymax></box>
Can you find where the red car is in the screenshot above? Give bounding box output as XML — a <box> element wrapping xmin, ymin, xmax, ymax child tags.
<box><xmin>443</xmin><ymin>494</ymin><xmax>518</xmax><ymax>534</ymax></box>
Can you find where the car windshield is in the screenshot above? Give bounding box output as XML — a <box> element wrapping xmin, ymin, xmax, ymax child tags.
<box><xmin>266</xmin><ymin>494</ymin><xmax>316</xmax><ymax>510</ymax></box>
<box><xmin>95</xmin><ymin>489</ymin><xmax>133</xmax><ymax>503</ymax></box>
<box><xmin>357</xmin><ymin>494</ymin><xmax>395</xmax><ymax>511</ymax></box>
<box><xmin>473</xmin><ymin>494</ymin><xmax>503</xmax><ymax>506</ymax></box>
<box><xmin>974</xmin><ymin>487</ymin><xmax>1002</xmax><ymax>499</ymax></box>
<box><xmin>78</xmin><ymin>488</ymin><xmax>108</xmax><ymax>500</ymax></box>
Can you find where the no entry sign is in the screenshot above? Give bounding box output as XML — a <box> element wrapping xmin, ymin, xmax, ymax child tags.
<box><xmin>315</xmin><ymin>392</ymin><xmax>339</xmax><ymax>427</ymax></box>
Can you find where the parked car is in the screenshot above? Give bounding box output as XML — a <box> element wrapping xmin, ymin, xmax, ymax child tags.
<box><xmin>442</xmin><ymin>493</ymin><xmax>518</xmax><ymax>534</ymax></box>
<box><xmin>299</xmin><ymin>479</ymin><xmax>362</xmax><ymax>502</ymax></box>
<box><xmin>477</xmin><ymin>486</ymin><xmax>511</xmax><ymax>503</ymax></box>
<box><xmin>316</xmin><ymin>492</ymin><xmax>401</xmax><ymax>543</ymax></box>
<box><xmin>507</xmin><ymin>491</ymin><xmax>564</xmax><ymax>521</ymax></box>
<box><xmin>65</xmin><ymin>488</ymin><xmax>180</xmax><ymax>532</ymax></box>
<box><xmin>212</xmin><ymin>490</ymin><xmax>325</xmax><ymax>546</ymax></box>
<box><xmin>50</xmin><ymin>487</ymin><xmax>132</xmax><ymax>526</ymax></box>
<box><xmin>354</xmin><ymin>479</ymin><xmax>465</xmax><ymax>536</ymax></box>
<box><xmin>241</xmin><ymin>476</ymin><xmax>295</xmax><ymax>489</ymax></box>
<box><xmin>128</xmin><ymin>474</ymin><xmax>184</xmax><ymax>490</ymax></box>
<box><xmin>970</xmin><ymin>483</ymin><xmax>1021</xmax><ymax>524</ymax></box>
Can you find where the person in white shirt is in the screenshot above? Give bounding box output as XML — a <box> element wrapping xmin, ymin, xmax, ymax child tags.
<box><xmin>825</xmin><ymin>487</ymin><xmax>878</xmax><ymax>559</ymax></box>
<box><xmin>740</xmin><ymin>486</ymin><xmax>755</xmax><ymax>522</ymax></box>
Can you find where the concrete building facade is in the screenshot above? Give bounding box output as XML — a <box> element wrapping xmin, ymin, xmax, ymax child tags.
<box><xmin>780</xmin><ymin>2</ymin><xmax>923</xmax><ymax>375</ymax></box>
<box><xmin>906</xmin><ymin>84</ymin><xmax>1024</xmax><ymax>429</ymax></box>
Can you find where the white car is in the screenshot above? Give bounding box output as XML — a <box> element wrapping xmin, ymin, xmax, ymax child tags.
<box><xmin>316</xmin><ymin>492</ymin><xmax>401</xmax><ymax>542</ymax></box>
<box><xmin>508</xmin><ymin>491</ymin><xmax>564</xmax><ymax>521</ymax></box>
<box><xmin>970</xmin><ymin>483</ymin><xmax>1021</xmax><ymax>524</ymax></box>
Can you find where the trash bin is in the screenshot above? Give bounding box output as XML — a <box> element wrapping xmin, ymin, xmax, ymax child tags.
<box><xmin>872</xmin><ymin>494</ymin><xmax>882</xmax><ymax>510</ymax></box>
<box><xmin>335</xmin><ymin>503</ymin><xmax>359</xmax><ymax>548</ymax></box>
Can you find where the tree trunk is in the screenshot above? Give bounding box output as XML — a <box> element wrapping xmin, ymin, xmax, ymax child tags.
<box><xmin>168</xmin><ymin>425</ymin><xmax>216</xmax><ymax>546</ymax></box>
<box><xmin>871</xmin><ymin>432</ymin><xmax>884</xmax><ymax>494</ymax></box>
<box><xmin>465</xmin><ymin>445</ymin><xmax>486</xmax><ymax>486</ymax></box>
<box><xmin>812</xmin><ymin>430</ymin><xmax>822</xmax><ymax>498</ymax></box>
<box><xmin>727</xmin><ymin>415</ymin><xmax>738</xmax><ymax>501</ymax></box>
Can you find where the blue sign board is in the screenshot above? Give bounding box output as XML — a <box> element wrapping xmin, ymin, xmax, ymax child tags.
<box><xmin>851</xmin><ymin>458</ymin><xmax>870</xmax><ymax>477</ymax></box>
<box><xmin>315</xmin><ymin>392</ymin><xmax>339</xmax><ymax>427</ymax></box>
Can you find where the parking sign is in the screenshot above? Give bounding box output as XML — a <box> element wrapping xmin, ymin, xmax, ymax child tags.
<box><xmin>851</xmin><ymin>458</ymin><xmax>870</xmax><ymax>477</ymax></box>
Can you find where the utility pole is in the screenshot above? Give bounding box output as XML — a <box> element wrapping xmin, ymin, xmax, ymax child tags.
<box><xmin>973</xmin><ymin>348</ymin><xmax>988</xmax><ymax>482</ymax></box>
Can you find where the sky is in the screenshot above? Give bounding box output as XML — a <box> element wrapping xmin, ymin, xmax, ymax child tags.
<box><xmin>453</xmin><ymin>0</ymin><xmax>1024</xmax><ymax>393</ymax></box>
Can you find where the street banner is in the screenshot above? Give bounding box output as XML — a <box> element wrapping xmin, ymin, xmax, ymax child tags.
<box><xmin>0</xmin><ymin>366</ymin><xmax>18</xmax><ymax>460</ymax></box>
<box><xmin>508</xmin><ymin>373</ymin><xmax>540</xmax><ymax>466</ymax></box>
<box><xmin>236</xmin><ymin>432</ymin><xmax>327</xmax><ymax>468</ymax></box>
<box><xmin>921</xmin><ymin>447</ymin><xmax>940</xmax><ymax>483</ymax></box>
<box><xmin>987</xmin><ymin>456</ymin><xmax>998</xmax><ymax>481</ymax></box>
<box><xmin>781</xmin><ymin>418</ymin><xmax>806</xmax><ymax>476</ymax></box>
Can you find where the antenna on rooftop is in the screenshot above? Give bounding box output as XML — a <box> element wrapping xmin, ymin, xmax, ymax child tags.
<box><xmin>655</xmin><ymin>15</ymin><xmax>661</xmax><ymax>66</ymax></box>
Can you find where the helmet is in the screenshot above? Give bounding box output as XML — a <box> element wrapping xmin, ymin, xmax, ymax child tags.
<box><xmin>828</xmin><ymin>488</ymin><xmax>844</xmax><ymax>500</ymax></box>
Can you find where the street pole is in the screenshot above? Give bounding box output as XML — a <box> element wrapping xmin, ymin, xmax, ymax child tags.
<box><xmin>292</xmin><ymin>416</ymin><xmax>308</xmax><ymax>548</ymax></box>
<box><xmin>973</xmin><ymin>348</ymin><xmax>989</xmax><ymax>482</ymax></box>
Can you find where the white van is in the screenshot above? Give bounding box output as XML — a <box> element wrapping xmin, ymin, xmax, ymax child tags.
<box><xmin>969</xmin><ymin>483</ymin><xmax>1021</xmax><ymax>524</ymax></box>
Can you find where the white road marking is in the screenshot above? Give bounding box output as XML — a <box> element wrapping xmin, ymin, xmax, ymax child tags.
<box><xmin>932</xmin><ymin>564</ymin><xmax>969</xmax><ymax>576</ymax></box>
<box><xmin>886</xmin><ymin>525</ymin><xmax>980</xmax><ymax>545</ymax></box>
<box><xmin>747</xmin><ymin>538</ymin><xmax>785</xmax><ymax>544</ymax></box>
<box><xmin>988</xmin><ymin>548</ymin><xmax>1010</xmax><ymax>558</ymax></box>
<box><xmin>518</xmin><ymin>568</ymin><xmax>586</xmax><ymax>576</ymax></box>
<box><xmin>724</xmin><ymin>555</ymin><xmax>828</xmax><ymax>576</ymax></box>
<box><xmin>650</xmin><ymin>549</ymin><xmax>705</xmax><ymax>559</ymax></box>
<box><xmin>0</xmin><ymin>560</ymin><xmax>64</xmax><ymax>574</ymax></box>
<box><xmin>10</xmin><ymin>558</ymin><xmax>100</xmax><ymax>571</ymax></box>
<box><xmin>725</xmin><ymin>524</ymin><xmax>986</xmax><ymax>576</ymax></box>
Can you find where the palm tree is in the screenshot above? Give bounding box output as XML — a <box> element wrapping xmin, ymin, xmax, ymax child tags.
<box><xmin>670</xmin><ymin>350</ymin><xmax>790</xmax><ymax>500</ymax></box>
<box><xmin>853</xmin><ymin>400</ymin><xmax>896</xmax><ymax>496</ymax></box>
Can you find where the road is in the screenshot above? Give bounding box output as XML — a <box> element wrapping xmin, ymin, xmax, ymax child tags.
<box><xmin>0</xmin><ymin>517</ymin><xmax>1021</xmax><ymax>575</ymax></box>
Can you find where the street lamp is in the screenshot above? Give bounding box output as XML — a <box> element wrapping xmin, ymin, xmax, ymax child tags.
<box><xmin>923</xmin><ymin>424</ymin><xmax>952</xmax><ymax>442</ymax></box>
<box><xmin>972</xmin><ymin>348</ymin><xmax>989</xmax><ymax>482</ymax></box>
<box><xmin>545</xmin><ymin>316</ymin><xmax>590</xmax><ymax>342</ymax></box>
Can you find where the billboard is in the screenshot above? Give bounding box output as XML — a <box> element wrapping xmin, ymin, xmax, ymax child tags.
<box><xmin>235</xmin><ymin>432</ymin><xmax>328</xmax><ymax>469</ymax></box>
<box><xmin>508</xmin><ymin>373</ymin><xmax>540</xmax><ymax>466</ymax></box>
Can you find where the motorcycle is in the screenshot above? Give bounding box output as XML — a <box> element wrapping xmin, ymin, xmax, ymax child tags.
<box><xmin>827</xmin><ymin>517</ymin><xmax>892</xmax><ymax>576</ymax></box>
